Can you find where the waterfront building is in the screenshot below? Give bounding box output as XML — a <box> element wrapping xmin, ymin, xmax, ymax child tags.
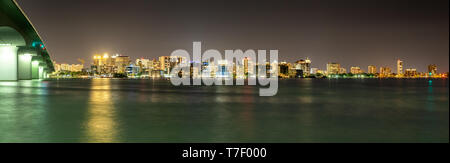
<box><xmin>136</xmin><ymin>58</ymin><xmax>150</xmax><ymax>68</ymax></box>
<box><xmin>151</xmin><ymin>58</ymin><xmax>160</xmax><ymax>70</ymax></box>
<box><xmin>159</xmin><ymin>56</ymin><xmax>171</xmax><ymax>72</ymax></box>
<box><xmin>278</xmin><ymin>62</ymin><xmax>290</xmax><ymax>78</ymax></box>
<box><xmin>114</xmin><ymin>55</ymin><xmax>131</xmax><ymax>73</ymax></box>
<box><xmin>60</xmin><ymin>63</ymin><xmax>70</xmax><ymax>71</ymax></box>
<box><xmin>247</xmin><ymin>60</ymin><xmax>255</xmax><ymax>77</ymax></box>
<box><xmin>327</xmin><ymin>62</ymin><xmax>340</xmax><ymax>75</ymax></box>
<box><xmin>54</xmin><ymin>63</ymin><xmax>83</xmax><ymax>72</ymax></box>
<box><xmin>54</xmin><ymin>62</ymin><xmax>61</xmax><ymax>72</ymax></box>
<box><xmin>397</xmin><ymin>59</ymin><xmax>403</xmax><ymax>76</ymax></box>
<box><xmin>136</xmin><ymin>58</ymin><xmax>151</xmax><ymax>74</ymax></box>
<box><xmin>93</xmin><ymin>54</ymin><xmax>113</xmax><ymax>74</ymax></box>
<box><xmin>428</xmin><ymin>64</ymin><xmax>437</xmax><ymax>76</ymax></box>
<box><xmin>158</xmin><ymin>56</ymin><xmax>187</xmax><ymax>74</ymax></box>
<box><xmin>126</xmin><ymin>63</ymin><xmax>140</xmax><ymax>77</ymax></box>
<box><xmin>368</xmin><ymin>65</ymin><xmax>377</xmax><ymax>74</ymax></box>
<box><xmin>70</xmin><ymin>64</ymin><xmax>83</xmax><ymax>72</ymax></box>
<box><xmin>380</xmin><ymin>67</ymin><xmax>391</xmax><ymax>77</ymax></box>
<box><xmin>350</xmin><ymin>67</ymin><xmax>363</xmax><ymax>74</ymax></box>
<box><xmin>404</xmin><ymin>69</ymin><xmax>417</xmax><ymax>77</ymax></box>
<box><xmin>243</xmin><ymin>57</ymin><xmax>249</xmax><ymax>75</ymax></box>
<box><xmin>217</xmin><ymin>60</ymin><xmax>230</xmax><ymax>77</ymax></box>
<box><xmin>294</xmin><ymin>58</ymin><xmax>311</xmax><ymax>76</ymax></box>
<box><xmin>339</xmin><ymin>68</ymin><xmax>347</xmax><ymax>74</ymax></box>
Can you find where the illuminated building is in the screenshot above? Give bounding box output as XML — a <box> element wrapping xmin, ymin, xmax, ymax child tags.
<box><xmin>397</xmin><ymin>59</ymin><xmax>403</xmax><ymax>76</ymax></box>
<box><xmin>136</xmin><ymin>58</ymin><xmax>150</xmax><ymax>68</ymax></box>
<box><xmin>243</xmin><ymin>57</ymin><xmax>249</xmax><ymax>75</ymax></box>
<box><xmin>428</xmin><ymin>64</ymin><xmax>437</xmax><ymax>76</ymax></box>
<box><xmin>379</xmin><ymin>67</ymin><xmax>391</xmax><ymax>77</ymax></box>
<box><xmin>339</xmin><ymin>68</ymin><xmax>347</xmax><ymax>74</ymax></box>
<box><xmin>217</xmin><ymin>60</ymin><xmax>229</xmax><ymax>77</ymax></box>
<box><xmin>149</xmin><ymin>59</ymin><xmax>162</xmax><ymax>78</ymax></box>
<box><xmin>151</xmin><ymin>58</ymin><xmax>160</xmax><ymax>70</ymax></box>
<box><xmin>53</xmin><ymin>62</ymin><xmax>61</xmax><ymax>72</ymax></box>
<box><xmin>159</xmin><ymin>56</ymin><xmax>170</xmax><ymax>72</ymax></box>
<box><xmin>115</xmin><ymin>55</ymin><xmax>130</xmax><ymax>73</ymax></box>
<box><xmin>126</xmin><ymin>63</ymin><xmax>140</xmax><ymax>77</ymax></box>
<box><xmin>278</xmin><ymin>62</ymin><xmax>290</xmax><ymax>77</ymax></box>
<box><xmin>350</xmin><ymin>67</ymin><xmax>363</xmax><ymax>74</ymax></box>
<box><xmin>326</xmin><ymin>62</ymin><xmax>340</xmax><ymax>75</ymax></box>
<box><xmin>294</xmin><ymin>58</ymin><xmax>311</xmax><ymax>76</ymax></box>
<box><xmin>136</xmin><ymin>58</ymin><xmax>151</xmax><ymax>74</ymax></box>
<box><xmin>246</xmin><ymin>59</ymin><xmax>255</xmax><ymax>77</ymax></box>
<box><xmin>404</xmin><ymin>69</ymin><xmax>417</xmax><ymax>77</ymax></box>
<box><xmin>71</xmin><ymin>64</ymin><xmax>83</xmax><ymax>72</ymax></box>
<box><xmin>52</xmin><ymin>62</ymin><xmax>83</xmax><ymax>74</ymax></box>
<box><xmin>61</xmin><ymin>63</ymin><xmax>70</xmax><ymax>71</ymax></box>
<box><xmin>93</xmin><ymin>54</ymin><xmax>115</xmax><ymax>74</ymax></box>
<box><xmin>368</xmin><ymin>65</ymin><xmax>377</xmax><ymax>74</ymax></box>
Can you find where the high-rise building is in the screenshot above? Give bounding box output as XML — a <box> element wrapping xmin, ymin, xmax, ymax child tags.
<box><xmin>428</xmin><ymin>64</ymin><xmax>437</xmax><ymax>75</ymax></box>
<box><xmin>327</xmin><ymin>63</ymin><xmax>340</xmax><ymax>75</ymax></box>
<box><xmin>93</xmin><ymin>53</ymin><xmax>115</xmax><ymax>74</ymax></box>
<box><xmin>217</xmin><ymin>60</ymin><xmax>229</xmax><ymax>77</ymax></box>
<box><xmin>368</xmin><ymin>65</ymin><xmax>377</xmax><ymax>74</ymax></box>
<box><xmin>350</xmin><ymin>67</ymin><xmax>362</xmax><ymax>74</ymax></box>
<box><xmin>380</xmin><ymin>67</ymin><xmax>391</xmax><ymax>77</ymax></box>
<box><xmin>136</xmin><ymin>58</ymin><xmax>151</xmax><ymax>74</ymax></box>
<box><xmin>159</xmin><ymin>56</ymin><xmax>170</xmax><ymax>72</ymax></box>
<box><xmin>397</xmin><ymin>59</ymin><xmax>403</xmax><ymax>76</ymax></box>
<box><xmin>243</xmin><ymin>57</ymin><xmax>249</xmax><ymax>75</ymax></box>
<box><xmin>294</xmin><ymin>58</ymin><xmax>311</xmax><ymax>76</ymax></box>
<box><xmin>114</xmin><ymin>55</ymin><xmax>131</xmax><ymax>73</ymax></box>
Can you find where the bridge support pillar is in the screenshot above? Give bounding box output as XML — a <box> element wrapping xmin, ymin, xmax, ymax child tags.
<box><xmin>0</xmin><ymin>45</ymin><xmax>19</xmax><ymax>81</ymax></box>
<box><xmin>17</xmin><ymin>48</ymin><xmax>37</xmax><ymax>80</ymax></box>
<box><xmin>31</xmin><ymin>56</ymin><xmax>42</xmax><ymax>79</ymax></box>
<box><xmin>18</xmin><ymin>54</ymin><xmax>33</xmax><ymax>80</ymax></box>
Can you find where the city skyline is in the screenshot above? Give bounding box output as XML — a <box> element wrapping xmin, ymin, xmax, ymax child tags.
<box><xmin>52</xmin><ymin>54</ymin><xmax>448</xmax><ymax>75</ymax></box>
<box><xmin>16</xmin><ymin>0</ymin><xmax>449</xmax><ymax>73</ymax></box>
<box><xmin>52</xmin><ymin>53</ymin><xmax>447</xmax><ymax>79</ymax></box>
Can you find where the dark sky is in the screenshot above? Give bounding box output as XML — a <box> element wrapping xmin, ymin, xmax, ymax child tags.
<box><xmin>17</xmin><ymin>0</ymin><xmax>449</xmax><ymax>72</ymax></box>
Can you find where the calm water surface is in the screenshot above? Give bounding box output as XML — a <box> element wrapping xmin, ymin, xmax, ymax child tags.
<box><xmin>0</xmin><ymin>79</ymin><xmax>448</xmax><ymax>143</ymax></box>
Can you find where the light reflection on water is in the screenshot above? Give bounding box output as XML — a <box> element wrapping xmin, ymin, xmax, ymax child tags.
<box><xmin>0</xmin><ymin>79</ymin><xmax>448</xmax><ymax>143</ymax></box>
<box><xmin>85</xmin><ymin>79</ymin><xmax>118</xmax><ymax>142</ymax></box>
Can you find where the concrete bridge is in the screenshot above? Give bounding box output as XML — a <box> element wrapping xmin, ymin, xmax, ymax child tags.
<box><xmin>0</xmin><ymin>0</ymin><xmax>54</xmax><ymax>81</ymax></box>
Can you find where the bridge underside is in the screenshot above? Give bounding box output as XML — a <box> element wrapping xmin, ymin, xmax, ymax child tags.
<box><xmin>0</xmin><ymin>0</ymin><xmax>53</xmax><ymax>81</ymax></box>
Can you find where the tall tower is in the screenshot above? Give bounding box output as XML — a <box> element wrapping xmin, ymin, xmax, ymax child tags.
<box><xmin>397</xmin><ymin>59</ymin><xmax>403</xmax><ymax>76</ymax></box>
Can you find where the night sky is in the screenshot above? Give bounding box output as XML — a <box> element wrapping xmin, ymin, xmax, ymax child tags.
<box><xmin>16</xmin><ymin>0</ymin><xmax>449</xmax><ymax>73</ymax></box>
